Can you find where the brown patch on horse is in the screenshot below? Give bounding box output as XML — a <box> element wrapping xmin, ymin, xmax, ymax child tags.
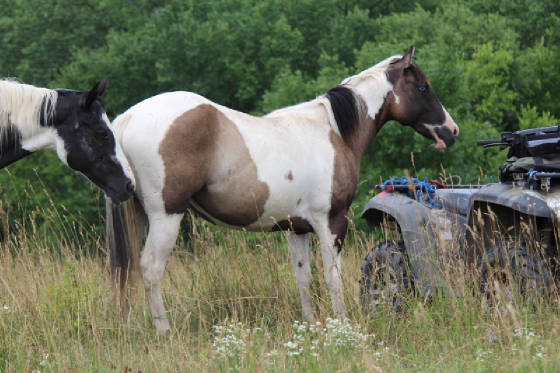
<box><xmin>285</xmin><ymin>170</ymin><xmax>293</xmax><ymax>181</ymax></box>
<box><xmin>328</xmin><ymin>130</ymin><xmax>360</xmax><ymax>251</ymax></box>
<box><xmin>159</xmin><ymin>104</ymin><xmax>269</xmax><ymax>226</ymax></box>
<box><xmin>159</xmin><ymin>105</ymin><xmax>217</xmax><ymax>213</ymax></box>
<box><xmin>271</xmin><ymin>217</ymin><xmax>314</xmax><ymax>234</ymax></box>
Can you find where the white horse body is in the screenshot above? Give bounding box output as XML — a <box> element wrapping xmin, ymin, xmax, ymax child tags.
<box><xmin>116</xmin><ymin>91</ymin><xmax>342</xmax><ymax>232</ymax></box>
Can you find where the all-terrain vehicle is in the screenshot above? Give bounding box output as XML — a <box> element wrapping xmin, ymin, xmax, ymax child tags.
<box><xmin>360</xmin><ymin>126</ymin><xmax>560</xmax><ymax>312</ymax></box>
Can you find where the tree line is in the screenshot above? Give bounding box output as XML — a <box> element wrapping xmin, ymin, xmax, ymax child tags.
<box><xmin>1</xmin><ymin>0</ymin><xmax>559</xmax><ymax>233</ymax></box>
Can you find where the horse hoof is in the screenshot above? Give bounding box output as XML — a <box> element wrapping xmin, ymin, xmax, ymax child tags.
<box><xmin>154</xmin><ymin>319</ymin><xmax>171</xmax><ymax>335</ymax></box>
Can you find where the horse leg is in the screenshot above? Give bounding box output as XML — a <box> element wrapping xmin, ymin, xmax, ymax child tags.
<box><xmin>316</xmin><ymin>214</ymin><xmax>348</xmax><ymax>319</ymax></box>
<box><xmin>287</xmin><ymin>232</ymin><xmax>313</xmax><ymax>321</ymax></box>
<box><xmin>140</xmin><ymin>212</ymin><xmax>183</xmax><ymax>333</ymax></box>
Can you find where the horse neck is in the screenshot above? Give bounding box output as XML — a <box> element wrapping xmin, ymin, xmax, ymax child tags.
<box><xmin>333</xmin><ymin>73</ymin><xmax>393</xmax><ymax>162</ymax></box>
<box><xmin>342</xmin><ymin>98</ymin><xmax>391</xmax><ymax>162</ymax></box>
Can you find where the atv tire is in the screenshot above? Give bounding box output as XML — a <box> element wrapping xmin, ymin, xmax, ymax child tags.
<box><xmin>478</xmin><ymin>241</ymin><xmax>555</xmax><ymax>302</ymax></box>
<box><xmin>360</xmin><ymin>240</ymin><xmax>413</xmax><ymax>314</ymax></box>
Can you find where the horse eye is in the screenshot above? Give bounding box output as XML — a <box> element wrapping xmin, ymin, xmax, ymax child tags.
<box><xmin>417</xmin><ymin>85</ymin><xmax>427</xmax><ymax>93</ymax></box>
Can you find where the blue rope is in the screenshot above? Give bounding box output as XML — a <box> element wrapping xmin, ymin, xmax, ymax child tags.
<box><xmin>527</xmin><ymin>169</ymin><xmax>538</xmax><ymax>179</ymax></box>
<box><xmin>381</xmin><ymin>176</ymin><xmax>442</xmax><ymax>209</ymax></box>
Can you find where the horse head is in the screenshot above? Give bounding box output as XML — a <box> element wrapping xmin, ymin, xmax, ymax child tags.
<box><xmin>49</xmin><ymin>78</ymin><xmax>135</xmax><ymax>202</ymax></box>
<box><xmin>386</xmin><ymin>46</ymin><xmax>459</xmax><ymax>148</ymax></box>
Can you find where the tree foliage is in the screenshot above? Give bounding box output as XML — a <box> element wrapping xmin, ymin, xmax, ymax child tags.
<box><xmin>1</xmin><ymin>0</ymin><xmax>559</xmax><ymax>234</ymax></box>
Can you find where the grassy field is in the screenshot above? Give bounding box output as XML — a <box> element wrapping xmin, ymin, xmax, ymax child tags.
<box><xmin>1</xmin><ymin>204</ymin><xmax>560</xmax><ymax>372</ymax></box>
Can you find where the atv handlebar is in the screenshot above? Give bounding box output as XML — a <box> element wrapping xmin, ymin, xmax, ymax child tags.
<box><xmin>476</xmin><ymin>139</ymin><xmax>508</xmax><ymax>148</ymax></box>
<box><xmin>477</xmin><ymin>125</ymin><xmax>560</xmax><ymax>155</ymax></box>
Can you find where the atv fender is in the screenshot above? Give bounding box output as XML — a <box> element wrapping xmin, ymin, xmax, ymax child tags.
<box><xmin>466</xmin><ymin>183</ymin><xmax>558</xmax><ymax>261</ymax></box>
<box><xmin>361</xmin><ymin>192</ymin><xmax>442</xmax><ymax>296</ymax></box>
<box><xmin>469</xmin><ymin>183</ymin><xmax>554</xmax><ymax>222</ymax></box>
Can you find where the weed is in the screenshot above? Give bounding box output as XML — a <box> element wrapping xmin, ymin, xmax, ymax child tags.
<box><xmin>1</xmin><ymin>203</ymin><xmax>560</xmax><ymax>372</ymax></box>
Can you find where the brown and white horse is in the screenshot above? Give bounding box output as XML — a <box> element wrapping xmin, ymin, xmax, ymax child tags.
<box><xmin>107</xmin><ymin>46</ymin><xmax>459</xmax><ymax>333</ymax></box>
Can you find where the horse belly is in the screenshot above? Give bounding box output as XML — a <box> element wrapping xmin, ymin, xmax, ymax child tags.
<box><xmin>190</xmin><ymin>168</ymin><xmax>271</xmax><ymax>228</ymax></box>
<box><xmin>190</xmin><ymin>167</ymin><xmax>310</xmax><ymax>231</ymax></box>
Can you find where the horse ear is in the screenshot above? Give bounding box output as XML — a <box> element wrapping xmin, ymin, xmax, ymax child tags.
<box><xmin>401</xmin><ymin>45</ymin><xmax>415</xmax><ymax>67</ymax></box>
<box><xmin>85</xmin><ymin>76</ymin><xmax>110</xmax><ymax>108</ymax></box>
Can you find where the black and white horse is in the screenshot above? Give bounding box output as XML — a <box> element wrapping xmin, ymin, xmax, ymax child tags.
<box><xmin>0</xmin><ymin>78</ymin><xmax>135</xmax><ymax>202</ymax></box>
<box><xmin>107</xmin><ymin>47</ymin><xmax>459</xmax><ymax>333</ymax></box>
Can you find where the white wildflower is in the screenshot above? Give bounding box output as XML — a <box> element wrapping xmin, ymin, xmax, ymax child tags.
<box><xmin>39</xmin><ymin>354</ymin><xmax>49</xmax><ymax>367</ymax></box>
<box><xmin>533</xmin><ymin>345</ymin><xmax>546</xmax><ymax>360</ymax></box>
<box><xmin>513</xmin><ymin>327</ymin><xmax>538</xmax><ymax>340</ymax></box>
<box><xmin>264</xmin><ymin>349</ymin><xmax>278</xmax><ymax>358</ymax></box>
<box><xmin>475</xmin><ymin>348</ymin><xmax>492</xmax><ymax>362</ymax></box>
<box><xmin>282</xmin><ymin>318</ymin><xmax>373</xmax><ymax>360</ymax></box>
<box><xmin>323</xmin><ymin>318</ymin><xmax>369</xmax><ymax>349</ymax></box>
<box><xmin>211</xmin><ymin>321</ymin><xmax>251</xmax><ymax>368</ymax></box>
<box><xmin>284</xmin><ymin>341</ymin><xmax>299</xmax><ymax>350</ymax></box>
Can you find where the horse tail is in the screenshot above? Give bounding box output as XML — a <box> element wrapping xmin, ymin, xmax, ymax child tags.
<box><xmin>106</xmin><ymin>195</ymin><xmax>147</xmax><ymax>305</ymax></box>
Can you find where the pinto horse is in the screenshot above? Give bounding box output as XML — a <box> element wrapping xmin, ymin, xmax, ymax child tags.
<box><xmin>0</xmin><ymin>78</ymin><xmax>135</xmax><ymax>202</ymax></box>
<box><xmin>107</xmin><ymin>46</ymin><xmax>459</xmax><ymax>333</ymax></box>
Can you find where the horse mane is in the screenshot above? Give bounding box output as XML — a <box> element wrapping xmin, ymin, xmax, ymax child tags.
<box><xmin>325</xmin><ymin>85</ymin><xmax>359</xmax><ymax>138</ymax></box>
<box><xmin>0</xmin><ymin>79</ymin><xmax>58</xmax><ymax>135</ymax></box>
<box><xmin>333</xmin><ymin>55</ymin><xmax>401</xmax><ymax>124</ymax></box>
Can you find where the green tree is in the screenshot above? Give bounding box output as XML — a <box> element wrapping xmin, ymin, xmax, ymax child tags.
<box><xmin>0</xmin><ymin>0</ymin><xmax>156</xmax><ymax>85</ymax></box>
<box><xmin>56</xmin><ymin>1</ymin><xmax>307</xmax><ymax>115</ymax></box>
<box><xmin>462</xmin><ymin>43</ymin><xmax>517</xmax><ymax>128</ymax></box>
<box><xmin>518</xmin><ymin>105</ymin><xmax>559</xmax><ymax>130</ymax></box>
<box><xmin>514</xmin><ymin>16</ymin><xmax>560</xmax><ymax>119</ymax></box>
<box><xmin>466</xmin><ymin>0</ymin><xmax>559</xmax><ymax>48</ymax></box>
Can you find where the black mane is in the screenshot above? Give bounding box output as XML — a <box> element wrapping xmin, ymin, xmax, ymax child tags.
<box><xmin>0</xmin><ymin>124</ymin><xmax>31</xmax><ymax>168</ymax></box>
<box><xmin>325</xmin><ymin>85</ymin><xmax>359</xmax><ymax>137</ymax></box>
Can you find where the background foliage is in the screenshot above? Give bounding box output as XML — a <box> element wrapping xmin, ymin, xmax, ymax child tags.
<box><xmin>1</xmin><ymin>0</ymin><xmax>559</xmax><ymax>234</ymax></box>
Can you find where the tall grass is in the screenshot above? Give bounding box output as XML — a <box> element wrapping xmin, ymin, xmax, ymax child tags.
<box><xmin>1</xmin><ymin>199</ymin><xmax>560</xmax><ymax>372</ymax></box>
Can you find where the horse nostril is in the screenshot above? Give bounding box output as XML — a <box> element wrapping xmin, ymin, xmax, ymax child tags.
<box><xmin>126</xmin><ymin>180</ymin><xmax>134</xmax><ymax>193</ymax></box>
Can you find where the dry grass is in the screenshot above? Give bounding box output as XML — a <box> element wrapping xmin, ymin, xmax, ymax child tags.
<box><xmin>1</xmin><ymin>204</ymin><xmax>560</xmax><ymax>372</ymax></box>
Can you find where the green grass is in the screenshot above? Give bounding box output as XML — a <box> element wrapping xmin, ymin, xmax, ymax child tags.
<box><xmin>1</xmin><ymin>205</ymin><xmax>560</xmax><ymax>372</ymax></box>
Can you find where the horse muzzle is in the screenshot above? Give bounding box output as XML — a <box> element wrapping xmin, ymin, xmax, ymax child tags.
<box><xmin>434</xmin><ymin>125</ymin><xmax>457</xmax><ymax>149</ymax></box>
<box><xmin>104</xmin><ymin>179</ymin><xmax>135</xmax><ymax>203</ymax></box>
<box><xmin>431</xmin><ymin>108</ymin><xmax>459</xmax><ymax>149</ymax></box>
